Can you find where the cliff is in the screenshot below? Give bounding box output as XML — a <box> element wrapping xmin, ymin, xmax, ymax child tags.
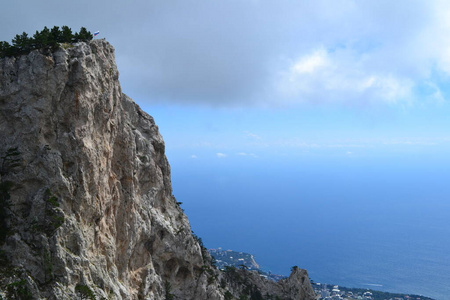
<box><xmin>0</xmin><ymin>39</ymin><xmax>315</xmax><ymax>300</ymax></box>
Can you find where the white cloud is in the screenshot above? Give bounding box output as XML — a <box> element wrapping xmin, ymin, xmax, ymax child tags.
<box><xmin>424</xmin><ymin>0</ymin><xmax>450</xmax><ymax>75</ymax></box>
<box><xmin>277</xmin><ymin>47</ymin><xmax>414</xmax><ymax>105</ymax></box>
<box><xmin>216</xmin><ymin>153</ymin><xmax>227</xmax><ymax>158</ymax></box>
<box><xmin>236</xmin><ymin>152</ymin><xmax>257</xmax><ymax>158</ymax></box>
<box><xmin>244</xmin><ymin>131</ymin><xmax>262</xmax><ymax>140</ymax></box>
<box><xmin>290</xmin><ymin>49</ymin><xmax>329</xmax><ymax>74</ymax></box>
<box><xmin>190</xmin><ymin>154</ymin><xmax>198</xmax><ymax>159</ymax></box>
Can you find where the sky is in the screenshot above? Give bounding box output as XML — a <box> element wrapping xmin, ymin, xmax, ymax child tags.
<box><xmin>2</xmin><ymin>1</ymin><xmax>450</xmax><ymax>293</ymax></box>
<box><xmin>2</xmin><ymin>2</ymin><xmax>450</xmax><ymax>157</ymax></box>
<box><xmin>5</xmin><ymin>0</ymin><xmax>450</xmax><ymax>162</ymax></box>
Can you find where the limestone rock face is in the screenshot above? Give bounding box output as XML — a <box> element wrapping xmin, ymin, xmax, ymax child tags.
<box><xmin>0</xmin><ymin>40</ymin><xmax>315</xmax><ymax>300</ymax></box>
<box><xmin>222</xmin><ymin>267</ymin><xmax>316</xmax><ymax>300</ymax></box>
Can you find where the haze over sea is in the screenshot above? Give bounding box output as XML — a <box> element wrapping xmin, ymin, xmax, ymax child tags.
<box><xmin>165</xmin><ymin>146</ymin><xmax>450</xmax><ymax>300</ymax></box>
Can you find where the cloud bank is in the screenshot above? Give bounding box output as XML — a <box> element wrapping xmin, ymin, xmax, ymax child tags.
<box><xmin>2</xmin><ymin>0</ymin><xmax>450</xmax><ymax>107</ymax></box>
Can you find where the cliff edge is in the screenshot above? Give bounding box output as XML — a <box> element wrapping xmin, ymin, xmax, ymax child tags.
<box><xmin>0</xmin><ymin>39</ymin><xmax>315</xmax><ymax>300</ymax></box>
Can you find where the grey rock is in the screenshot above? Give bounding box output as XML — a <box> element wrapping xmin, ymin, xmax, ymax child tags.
<box><xmin>0</xmin><ymin>40</ymin><xmax>315</xmax><ymax>300</ymax></box>
<box><xmin>220</xmin><ymin>266</ymin><xmax>316</xmax><ymax>300</ymax></box>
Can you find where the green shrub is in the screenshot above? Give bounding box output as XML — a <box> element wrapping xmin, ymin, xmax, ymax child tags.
<box><xmin>0</xmin><ymin>147</ymin><xmax>21</xmax><ymax>177</ymax></box>
<box><xmin>164</xmin><ymin>281</ymin><xmax>174</xmax><ymax>300</ymax></box>
<box><xmin>45</xmin><ymin>189</ymin><xmax>59</xmax><ymax>207</ymax></box>
<box><xmin>0</xmin><ymin>147</ymin><xmax>22</xmax><ymax>244</ymax></box>
<box><xmin>75</xmin><ymin>284</ymin><xmax>96</xmax><ymax>300</ymax></box>
<box><xmin>224</xmin><ymin>291</ymin><xmax>234</xmax><ymax>300</ymax></box>
<box><xmin>6</xmin><ymin>279</ymin><xmax>32</xmax><ymax>300</ymax></box>
<box><xmin>0</xmin><ymin>181</ymin><xmax>12</xmax><ymax>244</ymax></box>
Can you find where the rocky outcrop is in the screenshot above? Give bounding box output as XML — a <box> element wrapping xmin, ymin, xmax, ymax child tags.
<box><xmin>222</xmin><ymin>267</ymin><xmax>316</xmax><ymax>300</ymax></box>
<box><xmin>0</xmin><ymin>39</ymin><xmax>315</xmax><ymax>300</ymax></box>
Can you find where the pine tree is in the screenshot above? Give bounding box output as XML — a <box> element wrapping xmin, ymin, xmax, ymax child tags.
<box><xmin>33</xmin><ymin>27</ymin><xmax>48</xmax><ymax>49</ymax></box>
<box><xmin>11</xmin><ymin>32</ymin><xmax>32</xmax><ymax>54</ymax></box>
<box><xmin>0</xmin><ymin>41</ymin><xmax>12</xmax><ymax>57</ymax></box>
<box><xmin>50</xmin><ymin>26</ymin><xmax>63</xmax><ymax>43</ymax></box>
<box><xmin>61</xmin><ymin>26</ymin><xmax>73</xmax><ymax>43</ymax></box>
<box><xmin>75</xmin><ymin>27</ymin><xmax>93</xmax><ymax>42</ymax></box>
<box><xmin>1</xmin><ymin>25</ymin><xmax>94</xmax><ymax>58</ymax></box>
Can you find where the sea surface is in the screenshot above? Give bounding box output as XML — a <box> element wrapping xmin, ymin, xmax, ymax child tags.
<box><xmin>169</xmin><ymin>153</ymin><xmax>450</xmax><ymax>300</ymax></box>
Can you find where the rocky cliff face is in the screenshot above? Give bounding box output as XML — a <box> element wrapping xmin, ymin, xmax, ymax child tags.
<box><xmin>0</xmin><ymin>39</ymin><xmax>315</xmax><ymax>300</ymax></box>
<box><xmin>222</xmin><ymin>267</ymin><xmax>316</xmax><ymax>300</ymax></box>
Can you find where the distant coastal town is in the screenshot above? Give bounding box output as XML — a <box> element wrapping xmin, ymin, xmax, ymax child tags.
<box><xmin>209</xmin><ymin>248</ymin><xmax>434</xmax><ymax>300</ymax></box>
<box><xmin>311</xmin><ymin>283</ymin><xmax>433</xmax><ymax>300</ymax></box>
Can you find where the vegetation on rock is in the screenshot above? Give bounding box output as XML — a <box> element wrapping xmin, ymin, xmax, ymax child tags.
<box><xmin>75</xmin><ymin>284</ymin><xmax>96</xmax><ymax>300</ymax></box>
<box><xmin>164</xmin><ymin>281</ymin><xmax>174</xmax><ymax>300</ymax></box>
<box><xmin>0</xmin><ymin>147</ymin><xmax>22</xmax><ymax>244</ymax></box>
<box><xmin>5</xmin><ymin>279</ymin><xmax>32</xmax><ymax>300</ymax></box>
<box><xmin>0</xmin><ymin>26</ymin><xmax>93</xmax><ymax>58</ymax></box>
<box><xmin>192</xmin><ymin>231</ymin><xmax>215</xmax><ymax>265</ymax></box>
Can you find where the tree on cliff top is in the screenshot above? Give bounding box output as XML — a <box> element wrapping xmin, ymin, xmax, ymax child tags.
<box><xmin>0</xmin><ymin>26</ymin><xmax>94</xmax><ymax>58</ymax></box>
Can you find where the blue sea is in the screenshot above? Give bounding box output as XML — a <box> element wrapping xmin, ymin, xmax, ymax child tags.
<box><xmin>169</xmin><ymin>153</ymin><xmax>450</xmax><ymax>300</ymax></box>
